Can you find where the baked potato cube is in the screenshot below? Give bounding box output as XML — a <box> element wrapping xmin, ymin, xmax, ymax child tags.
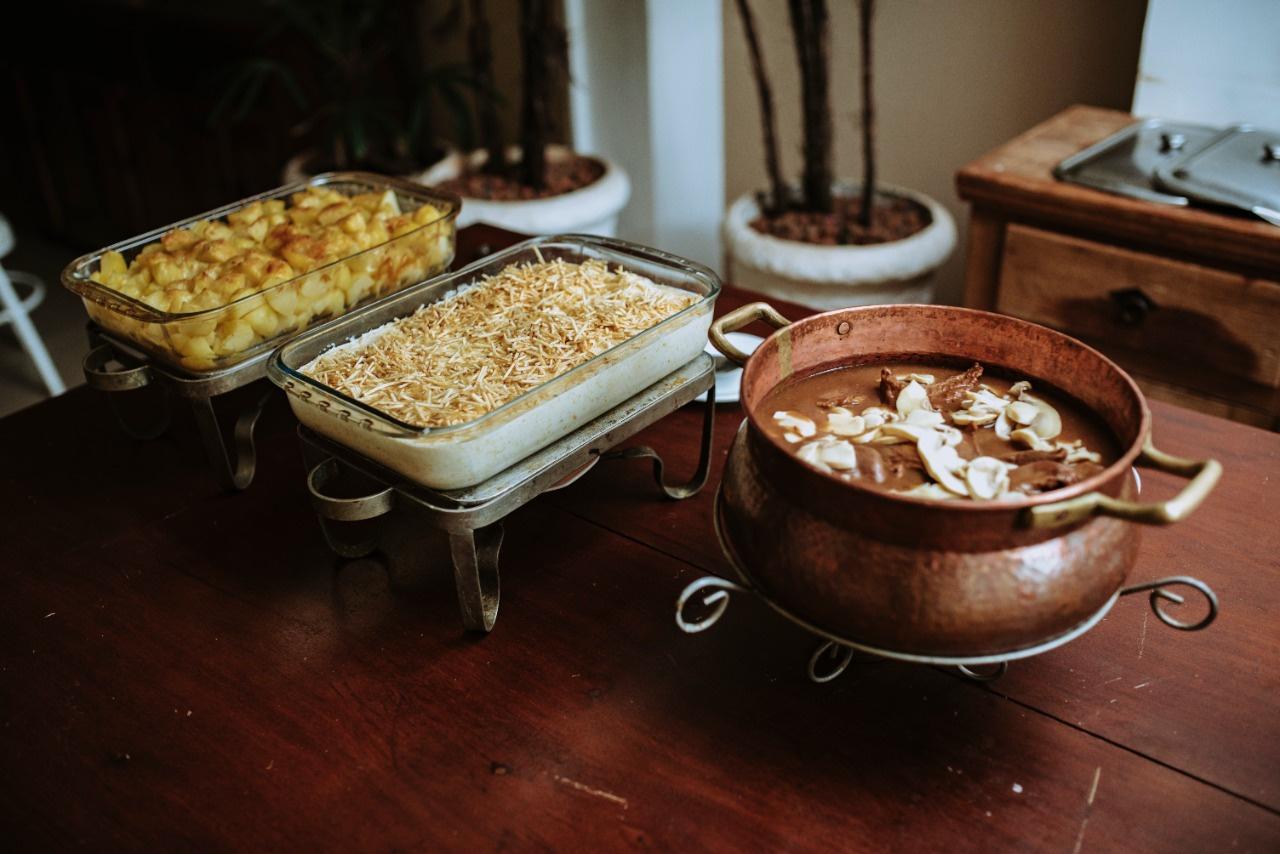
<box><xmin>290</xmin><ymin>190</ymin><xmax>323</xmax><ymax>209</ymax></box>
<box><xmin>317</xmin><ymin>202</ymin><xmax>355</xmax><ymax>226</ymax></box>
<box><xmin>150</xmin><ymin>259</ymin><xmax>183</xmax><ymax>287</ymax></box>
<box><xmin>264</xmin><ymin>222</ymin><xmax>301</xmax><ymax>251</ymax></box>
<box><xmin>245</xmin><ymin>218</ymin><xmax>269</xmax><ymax>243</ymax></box>
<box><xmin>315</xmin><ymin>226</ymin><xmax>353</xmax><ymax>256</ymax></box>
<box><xmin>376</xmin><ymin>190</ymin><xmax>401</xmax><ymax>217</ymax></box>
<box><xmin>299</xmin><ymin>273</ymin><xmax>330</xmax><ymax>301</ymax></box>
<box><xmin>264</xmin><ymin>282</ymin><xmax>300</xmax><ymax>316</ymax></box>
<box><xmin>227</xmin><ymin>200</ymin><xmax>263</xmax><ymax>226</ymax></box>
<box><xmin>175</xmin><ymin>331</ymin><xmax>214</xmax><ymax>359</ymax></box>
<box><xmin>162</xmin><ymin>286</ymin><xmax>194</xmax><ymax>313</ymax></box>
<box><xmin>198</xmin><ymin>239</ymin><xmax>238</xmax><ymax>264</ymax></box>
<box><xmin>245</xmin><ymin>303</ymin><xmax>281</xmax><ymax>337</ymax></box>
<box><xmin>288</xmin><ymin>206</ymin><xmax>320</xmax><ymax>227</ymax></box>
<box><xmin>339</xmin><ymin>211</ymin><xmax>367</xmax><ymax>235</ymax></box>
<box><xmin>346</xmin><ymin>273</ymin><xmax>374</xmax><ymax>306</ymax></box>
<box><xmin>327</xmin><ymin>262</ymin><xmax>352</xmax><ymax>292</ymax></box>
<box><xmin>228</xmin><ymin>286</ymin><xmax>261</xmax><ymax>319</ymax></box>
<box><xmin>115</xmin><ymin>278</ymin><xmax>143</xmax><ymax>299</ymax></box>
<box><xmin>412</xmin><ymin>203</ymin><xmax>441</xmax><ymax>226</ymax></box>
<box><xmin>213</xmin><ymin>271</ymin><xmax>248</xmax><ymax>298</ymax></box>
<box><xmin>138</xmin><ymin>322</ymin><xmax>166</xmax><ymax>346</ymax></box>
<box><xmin>281</xmin><ymin>237</ymin><xmax>324</xmax><ymax>273</ymax></box>
<box><xmin>238</xmin><ymin>251</ymin><xmax>271</xmax><ymax>283</ymax></box>
<box><xmin>259</xmin><ymin>258</ymin><xmax>295</xmax><ymax>290</ymax></box>
<box><xmin>311</xmin><ymin>288</ymin><xmax>345</xmax><ymax>319</ymax></box>
<box><xmin>216</xmin><ymin>319</ymin><xmax>256</xmax><ymax>354</ymax></box>
<box><xmin>265</xmin><ymin>199</ymin><xmax>286</xmax><ymax>215</ymax></box>
<box><xmin>100</xmin><ymin>250</ymin><xmax>128</xmax><ymax>278</ymax></box>
<box><xmin>184</xmin><ymin>308</ymin><xmax>220</xmax><ymax>336</ymax></box>
<box><xmin>386</xmin><ymin>214</ymin><xmax>418</xmax><ymax>238</ymax></box>
<box><xmin>161</xmin><ymin>228</ymin><xmax>199</xmax><ymax>251</ymax></box>
<box><xmin>199</xmin><ymin>221</ymin><xmax>234</xmax><ymax>241</ymax></box>
<box><xmin>365</xmin><ymin>220</ymin><xmax>390</xmax><ymax>248</ymax></box>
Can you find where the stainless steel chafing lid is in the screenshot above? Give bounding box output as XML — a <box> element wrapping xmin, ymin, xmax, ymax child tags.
<box><xmin>1155</xmin><ymin>124</ymin><xmax>1280</xmax><ymax>226</ymax></box>
<box><xmin>1053</xmin><ymin>118</ymin><xmax>1217</xmax><ymax>205</ymax></box>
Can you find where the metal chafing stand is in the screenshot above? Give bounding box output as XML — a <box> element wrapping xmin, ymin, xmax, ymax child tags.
<box><xmin>675</xmin><ymin>485</ymin><xmax>1218</xmax><ymax>684</ymax></box>
<box><xmin>298</xmin><ymin>354</ymin><xmax>717</xmax><ymax>633</ymax></box>
<box><xmin>83</xmin><ymin>324</ymin><xmax>275</xmax><ymax>491</ymax></box>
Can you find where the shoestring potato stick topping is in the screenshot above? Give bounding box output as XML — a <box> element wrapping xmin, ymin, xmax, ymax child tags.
<box><xmin>303</xmin><ymin>258</ymin><xmax>698</xmax><ymax>429</ymax></box>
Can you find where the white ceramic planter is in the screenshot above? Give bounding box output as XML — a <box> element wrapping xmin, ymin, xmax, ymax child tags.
<box><xmin>418</xmin><ymin>145</ymin><xmax>631</xmax><ymax>236</ymax></box>
<box><xmin>723</xmin><ymin>184</ymin><xmax>956</xmax><ymax>310</ymax></box>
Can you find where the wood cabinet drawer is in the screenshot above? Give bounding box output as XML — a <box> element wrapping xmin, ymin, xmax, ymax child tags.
<box><xmin>997</xmin><ymin>224</ymin><xmax>1280</xmax><ymax>388</ymax></box>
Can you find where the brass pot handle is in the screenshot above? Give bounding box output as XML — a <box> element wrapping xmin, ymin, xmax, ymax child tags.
<box><xmin>1028</xmin><ymin>437</ymin><xmax>1221</xmax><ymax>528</ymax></box>
<box><xmin>708</xmin><ymin>302</ymin><xmax>791</xmax><ymax>366</ymax></box>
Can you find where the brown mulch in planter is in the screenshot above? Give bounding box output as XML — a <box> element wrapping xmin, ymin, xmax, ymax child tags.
<box><xmin>750</xmin><ymin>194</ymin><xmax>932</xmax><ymax>245</ymax></box>
<box><xmin>436</xmin><ymin>154</ymin><xmax>605</xmax><ymax>201</ymax></box>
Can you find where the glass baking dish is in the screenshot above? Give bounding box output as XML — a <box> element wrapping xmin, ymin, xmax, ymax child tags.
<box><xmin>61</xmin><ymin>172</ymin><xmax>461</xmax><ymax>374</ymax></box>
<box><xmin>268</xmin><ymin>235</ymin><xmax>722</xmax><ymax>490</ymax></box>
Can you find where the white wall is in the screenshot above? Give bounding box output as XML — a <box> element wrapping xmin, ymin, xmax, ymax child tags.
<box><xmin>566</xmin><ymin>0</ymin><xmax>725</xmax><ymax>270</ymax></box>
<box><xmin>1133</xmin><ymin>0</ymin><xmax>1280</xmax><ymax>126</ymax></box>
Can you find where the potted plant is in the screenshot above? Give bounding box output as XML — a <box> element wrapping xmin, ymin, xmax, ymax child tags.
<box><xmin>213</xmin><ymin>0</ymin><xmax>476</xmax><ymax>183</ymax></box>
<box><xmin>421</xmin><ymin>0</ymin><xmax>630</xmax><ymax>235</ymax></box>
<box><xmin>724</xmin><ymin>0</ymin><xmax>955</xmax><ymax>309</ymax></box>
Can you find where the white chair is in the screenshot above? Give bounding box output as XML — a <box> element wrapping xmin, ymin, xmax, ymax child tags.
<box><xmin>0</xmin><ymin>214</ymin><xmax>65</xmax><ymax>396</ymax></box>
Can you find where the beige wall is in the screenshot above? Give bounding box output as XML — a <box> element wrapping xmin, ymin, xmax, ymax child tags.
<box><xmin>424</xmin><ymin>0</ymin><xmax>571</xmax><ymax>152</ymax></box>
<box><xmin>723</xmin><ymin>0</ymin><xmax>1147</xmax><ymax>304</ymax></box>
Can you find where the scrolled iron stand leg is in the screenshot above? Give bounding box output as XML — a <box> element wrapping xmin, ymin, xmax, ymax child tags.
<box><xmin>190</xmin><ymin>391</ymin><xmax>270</xmax><ymax>491</ymax></box>
<box><xmin>675</xmin><ymin>575</ymin><xmax>748</xmax><ymax>633</ymax></box>
<box><xmin>449</xmin><ymin>524</ymin><xmax>503</xmax><ymax>633</ymax></box>
<box><xmin>602</xmin><ymin>378</ymin><xmax>716</xmax><ymax>499</ymax></box>
<box><xmin>955</xmin><ymin>662</ymin><xmax>1009</xmax><ymax>682</ymax></box>
<box><xmin>82</xmin><ymin>340</ymin><xmax>172</xmax><ymax>441</ymax></box>
<box><xmin>676</xmin><ymin>578</ymin><xmax>860</xmax><ymax>685</ymax></box>
<box><xmin>808</xmin><ymin>641</ymin><xmax>856</xmax><ymax>684</ymax></box>
<box><xmin>1118</xmin><ymin>575</ymin><xmax>1218</xmax><ymax>631</ymax></box>
<box><xmin>306</xmin><ymin>458</ymin><xmax>396</xmax><ymax>559</ymax></box>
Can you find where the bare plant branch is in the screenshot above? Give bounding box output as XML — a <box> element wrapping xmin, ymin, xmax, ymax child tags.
<box><xmin>467</xmin><ymin>0</ymin><xmax>505</xmax><ymax>174</ymax></box>
<box><xmin>787</xmin><ymin>0</ymin><xmax>833</xmax><ymax>213</ymax></box>
<box><xmin>858</xmin><ymin>0</ymin><xmax>876</xmax><ymax>228</ymax></box>
<box><xmin>518</xmin><ymin>0</ymin><xmax>564</xmax><ymax>189</ymax></box>
<box><xmin>735</xmin><ymin>0</ymin><xmax>787</xmax><ymax>215</ymax></box>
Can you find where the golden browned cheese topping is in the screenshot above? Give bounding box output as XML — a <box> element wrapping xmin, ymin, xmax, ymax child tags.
<box><xmin>303</xmin><ymin>258</ymin><xmax>698</xmax><ymax>429</ymax></box>
<box><xmin>90</xmin><ymin>187</ymin><xmax>443</xmax><ymax>314</ymax></box>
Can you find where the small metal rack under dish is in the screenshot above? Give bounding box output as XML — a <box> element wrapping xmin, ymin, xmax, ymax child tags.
<box><xmin>83</xmin><ymin>324</ymin><xmax>274</xmax><ymax>491</ymax></box>
<box><xmin>675</xmin><ymin>485</ymin><xmax>1218</xmax><ymax>684</ymax></box>
<box><xmin>300</xmin><ymin>354</ymin><xmax>717</xmax><ymax>632</ymax></box>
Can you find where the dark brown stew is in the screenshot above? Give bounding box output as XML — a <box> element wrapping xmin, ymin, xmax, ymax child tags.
<box><xmin>760</xmin><ymin>360</ymin><xmax>1119</xmax><ymax>500</ymax></box>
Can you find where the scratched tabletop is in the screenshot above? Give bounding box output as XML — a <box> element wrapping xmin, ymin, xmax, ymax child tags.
<box><xmin>2</xmin><ymin>226</ymin><xmax>1277</xmax><ymax>851</ymax></box>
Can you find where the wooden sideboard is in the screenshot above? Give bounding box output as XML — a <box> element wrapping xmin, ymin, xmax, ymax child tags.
<box><xmin>956</xmin><ymin>105</ymin><xmax>1280</xmax><ymax>429</ymax></box>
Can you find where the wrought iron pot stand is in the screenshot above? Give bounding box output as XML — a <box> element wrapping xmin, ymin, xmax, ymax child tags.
<box><xmin>301</xmin><ymin>354</ymin><xmax>717</xmax><ymax>633</ymax></box>
<box><xmin>675</xmin><ymin>485</ymin><xmax>1218</xmax><ymax>684</ymax></box>
<box><xmin>83</xmin><ymin>325</ymin><xmax>272</xmax><ymax>491</ymax></box>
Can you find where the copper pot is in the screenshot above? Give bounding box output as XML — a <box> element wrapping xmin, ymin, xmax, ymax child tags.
<box><xmin>709</xmin><ymin>303</ymin><xmax>1221</xmax><ymax>657</ymax></box>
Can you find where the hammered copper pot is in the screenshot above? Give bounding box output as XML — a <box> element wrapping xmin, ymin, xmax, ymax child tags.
<box><xmin>709</xmin><ymin>303</ymin><xmax>1221</xmax><ymax>658</ymax></box>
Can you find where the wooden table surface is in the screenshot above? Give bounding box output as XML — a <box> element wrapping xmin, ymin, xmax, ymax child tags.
<box><xmin>2</xmin><ymin>226</ymin><xmax>1278</xmax><ymax>851</ymax></box>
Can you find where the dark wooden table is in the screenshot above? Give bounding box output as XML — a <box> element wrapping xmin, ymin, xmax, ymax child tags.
<box><xmin>3</xmin><ymin>226</ymin><xmax>1278</xmax><ymax>851</ymax></box>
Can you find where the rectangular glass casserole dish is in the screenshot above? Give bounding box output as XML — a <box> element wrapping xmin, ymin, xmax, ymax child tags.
<box><xmin>61</xmin><ymin>172</ymin><xmax>461</xmax><ymax>374</ymax></box>
<box><xmin>268</xmin><ymin>235</ymin><xmax>722</xmax><ymax>490</ymax></box>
